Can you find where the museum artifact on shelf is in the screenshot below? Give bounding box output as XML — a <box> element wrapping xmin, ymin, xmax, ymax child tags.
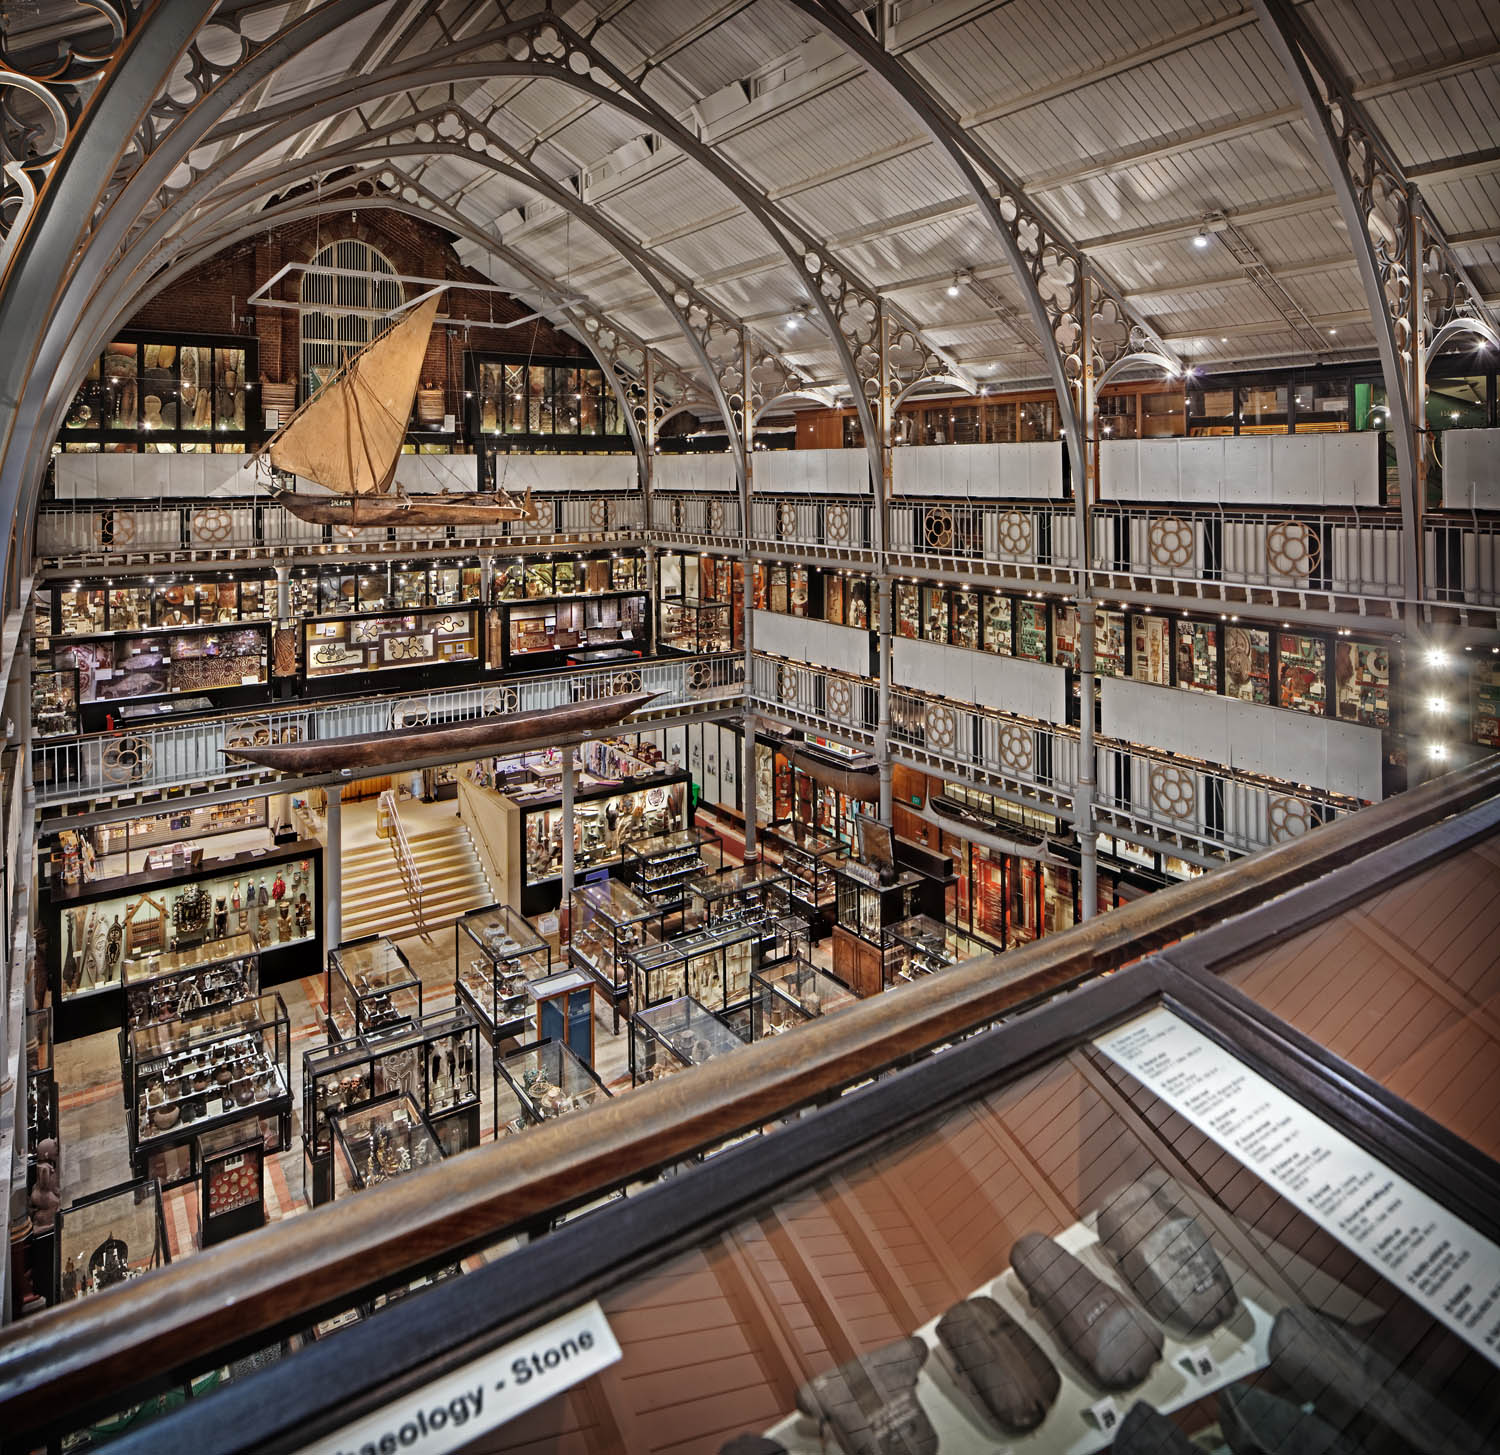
<box><xmin>301</xmin><ymin>1008</ymin><xmax>479</xmax><ymax>1204</ymax></box>
<box><xmin>620</xmin><ymin>826</ymin><xmax>723</xmax><ymax>909</ymax></box>
<box><xmin>326</xmin><ymin>936</ymin><xmax>423</xmax><ymax>1041</ymax></box>
<box><xmin>55</xmin><ymin>1179</ymin><xmax>168</xmax><ymax>1305</ymax></box>
<box><xmin>885</xmin><ymin>914</ymin><xmax>1000</xmax><ymax>986</ymax></box>
<box><xmin>628</xmin><ymin>922</ymin><xmax>765</xmax><ymax>1016</ymax></box>
<box><xmin>496</xmin><ymin>1038</ymin><xmax>611</xmax><ymax>1138</ymax></box>
<box><xmin>121</xmin><ymin>991</ymin><xmax>291</xmax><ymax>1188</ymax></box>
<box><xmin>770</xmin><ymin>824</ymin><xmax>847</xmax><ymax>938</ymax></box>
<box><xmin>330</xmin><ymin>1092</ymin><xmax>444</xmax><ymax>1196</ymax></box>
<box><xmin>630</xmin><ymin>994</ymin><xmax>744</xmax><ymax>1085</ymax></box>
<box><xmin>124</xmin><ymin>948</ymin><xmax>258</xmax><ymax>1031</ymax></box>
<box><xmin>454</xmin><ymin>903</ymin><xmax>550</xmax><ymax>1042</ymax></box>
<box><xmin>749</xmin><ymin>959</ymin><xmax>857</xmax><ymax>1041</ymax></box>
<box><xmin>568</xmin><ymin>878</ymin><xmax>666</xmax><ymax>1030</ymax></box>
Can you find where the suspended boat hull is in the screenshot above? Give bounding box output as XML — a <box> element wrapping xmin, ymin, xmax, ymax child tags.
<box><xmin>789</xmin><ymin>747</ymin><xmax>880</xmax><ymax>803</ymax></box>
<box><xmin>271</xmin><ymin>489</ymin><xmax>534</xmax><ymax>527</ymax></box>
<box><xmin>223</xmin><ymin>693</ymin><xmax>656</xmax><ymax>775</ymax></box>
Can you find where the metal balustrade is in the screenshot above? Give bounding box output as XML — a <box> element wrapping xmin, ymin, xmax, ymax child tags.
<box><xmin>1089</xmin><ymin>504</ymin><xmax>1404</xmax><ymax>599</ymax></box>
<box><xmin>886</xmin><ymin>500</ymin><xmax>1080</xmax><ymax>578</ymax></box>
<box><xmin>1425</xmin><ymin>514</ymin><xmax>1500</xmax><ymax>606</ymax></box>
<box><xmin>649</xmin><ymin>493</ymin><xmax>743</xmax><ymax>539</ymax></box>
<box><xmin>33</xmin><ymin>653</ymin><xmax>744</xmax><ymax>805</ymax></box>
<box><xmin>749</xmin><ymin>653</ymin><xmax>878</xmax><ymax>741</ymax></box>
<box><xmin>34</xmin><ymin>493</ymin><xmax>646</xmax><ymax>564</ymax></box>
<box><xmin>749</xmin><ymin>496</ymin><xmax>877</xmax><ymax>554</ymax></box>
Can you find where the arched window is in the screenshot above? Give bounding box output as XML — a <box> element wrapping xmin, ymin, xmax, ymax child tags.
<box><xmin>299</xmin><ymin>239</ymin><xmax>403</xmax><ymax>399</ymax></box>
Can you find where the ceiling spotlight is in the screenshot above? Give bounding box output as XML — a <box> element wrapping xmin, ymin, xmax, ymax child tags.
<box><xmin>786</xmin><ymin>314</ymin><xmax>799</xmax><ymax>331</ymax></box>
<box><xmin>947</xmin><ymin>275</ymin><xmax>962</xmax><ymax>298</ymax></box>
<box><xmin>1193</xmin><ymin>226</ymin><xmax>1210</xmax><ymax>249</ymax></box>
<box><xmin>1328</xmin><ymin>327</ymin><xmax>1338</xmax><ymax>336</ymax></box>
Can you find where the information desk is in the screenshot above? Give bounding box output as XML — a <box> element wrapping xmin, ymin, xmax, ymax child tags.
<box><xmin>496</xmin><ymin>1038</ymin><xmax>611</xmax><ymax>1139</ymax></box>
<box><xmin>301</xmin><ymin>1009</ymin><xmax>480</xmax><ymax>1205</ymax></box>
<box><xmin>568</xmin><ymin>878</ymin><xmax>665</xmax><ymax>1031</ymax></box>
<box><xmin>331</xmin><ymin>1091</ymin><xmax>444</xmax><ymax>1197</ymax></box>
<box><xmin>121</xmin><ymin>991</ymin><xmax>291</xmax><ymax>1189</ymax></box>
<box><xmin>56</xmin><ymin>1178</ymin><xmax>167</xmax><ymax>1306</ymax></box>
<box><xmin>326</xmin><ymin>936</ymin><xmax>422</xmax><ymax>1041</ymax></box>
<box><xmin>454</xmin><ymin>902</ymin><xmax>550</xmax><ymax>1042</ymax></box>
<box><xmin>885</xmin><ymin>914</ymin><xmax>1002</xmax><ymax>986</ymax></box>
<box><xmin>630</xmin><ymin>995</ymin><xmax>743</xmax><ymax>1085</ymax></box>
<box><xmin>750</xmin><ymin>959</ymin><xmax>858</xmax><ymax>1041</ymax></box>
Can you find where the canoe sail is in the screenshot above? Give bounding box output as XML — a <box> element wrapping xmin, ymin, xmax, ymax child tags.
<box><xmin>269</xmin><ymin>292</ymin><xmax>441</xmax><ymax>496</ymax></box>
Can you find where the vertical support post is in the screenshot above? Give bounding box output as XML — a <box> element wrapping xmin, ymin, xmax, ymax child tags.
<box><xmin>740</xmin><ymin>335</ymin><xmax>758</xmax><ymax>861</ymax></box>
<box><xmin>742</xmin><ymin>710</ymin><xmax>759</xmax><ymax>860</ymax></box>
<box><xmin>561</xmin><ymin>745</ymin><xmax>576</xmax><ymax>909</ymax></box>
<box><xmin>479</xmin><ymin>555</ymin><xmax>493</xmax><ymax>605</ymax></box>
<box><xmin>325</xmin><ymin>784</ymin><xmax>342</xmax><ymax>950</ymax></box>
<box><xmin>643</xmin><ymin>356</ymin><xmax>660</xmax><ymax>659</ymax></box>
<box><xmin>874</xmin><ymin>309</ymin><xmax>894</xmax><ymax>828</ymax></box>
<box><xmin>1409</xmin><ymin>195</ymin><xmax>1428</xmax><ymax>595</ymax></box>
<box><xmin>1075</xmin><ymin>280</ymin><xmax>1098</xmax><ymax>921</ymax></box>
<box><xmin>274</xmin><ymin>563</ymin><xmax>290</xmax><ymax>619</ymax></box>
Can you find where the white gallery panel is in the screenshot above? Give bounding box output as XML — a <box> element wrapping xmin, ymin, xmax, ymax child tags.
<box><xmin>1100</xmin><ymin>434</ymin><xmax>1380</xmax><ymax>506</ymax></box>
<box><xmin>655</xmin><ymin>453</ymin><xmax>738</xmax><ymax>492</ymax></box>
<box><xmin>891</xmin><ymin>442</ymin><xmax>1062</xmax><ymax>499</ymax></box>
<box><xmin>1442</xmin><ymin>428</ymin><xmax>1500</xmax><ymax>510</ymax></box>
<box><xmin>892</xmin><ymin>640</ymin><xmax>1067</xmax><ymax>724</ymax></box>
<box><xmin>753</xmin><ymin>610</ymin><xmax>870</xmax><ymax>678</ymax></box>
<box><xmin>755</xmin><ymin>447</ymin><xmax>870</xmax><ymax>494</ymax></box>
<box><xmin>492</xmin><ymin>452</ymin><xmax>637</xmax><ymax>493</ymax></box>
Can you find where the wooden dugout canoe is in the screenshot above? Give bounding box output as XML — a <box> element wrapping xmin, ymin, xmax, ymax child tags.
<box><xmin>269</xmin><ymin>486</ymin><xmax>536</xmax><ymax>528</ymax></box>
<box><xmin>222</xmin><ymin>692</ymin><xmax>657</xmax><ymax>775</ymax></box>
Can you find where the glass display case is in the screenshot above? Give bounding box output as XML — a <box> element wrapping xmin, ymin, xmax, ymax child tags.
<box><xmin>455</xmin><ymin>903</ymin><xmax>550</xmax><ymax>1042</ymax></box>
<box><xmin>682</xmin><ymin>862</ymin><xmax>791</xmax><ymax>932</ymax></box>
<box><xmin>628</xmin><ymin>921</ymin><xmax>763</xmax><ymax>1015</ymax></box>
<box><xmin>621</xmin><ymin>826</ymin><xmax>723</xmax><ymax>908</ymax></box>
<box><xmin>302</xmin><ymin>606</ymin><xmax>478</xmax><ymax>682</ymax></box>
<box><xmin>568</xmin><ymin>878</ymin><xmax>665</xmax><ymax>1028</ymax></box>
<box><xmin>195</xmin><ymin>1125</ymin><xmax>265</xmax><ymax>1246</ymax></box>
<box><xmin>658</xmin><ymin>598</ymin><xmax>732</xmax><ymax>653</ymax></box>
<box><xmin>56</xmin><ymin>623</ymin><xmax>270</xmax><ymax>705</ymax></box>
<box><xmin>122</xmin><ymin>992</ymin><xmax>291</xmax><ymax>1188</ymax></box>
<box><xmin>301</xmin><ymin>1009</ymin><xmax>480</xmax><ymax>1205</ymax></box>
<box><xmin>123</xmin><ymin>948</ymin><xmax>258</xmax><ymax>1031</ymax></box>
<box><xmin>56</xmin><ymin>1179</ymin><xmax>167</xmax><ymax>1305</ymax></box>
<box><xmin>331</xmin><ymin>1092</ymin><xmax>444</xmax><ymax>1196</ymax></box>
<box><xmin>498</xmin><ymin>591</ymin><xmax>647</xmax><ymax>667</ymax></box>
<box><xmin>496</xmin><ymin>1038</ymin><xmax>611</xmax><ymax>1137</ymax></box>
<box><xmin>631</xmin><ymin>995</ymin><xmax>744</xmax><ymax>1085</ymax></box>
<box><xmin>833</xmin><ymin>866</ymin><xmax>926</xmax><ymax>998</ymax></box>
<box><xmin>774</xmin><ymin>824</ymin><xmax>849</xmax><ymax>935</ymax></box>
<box><xmin>885</xmin><ymin>914</ymin><xmax>1000</xmax><ymax>988</ymax></box>
<box><xmin>326</xmin><ymin>937</ymin><xmax>422</xmax><ymax>1041</ymax></box>
<box><xmin>750</xmin><ymin>959</ymin><xmax>858</xmax><ymax>1040</ymax></box>
<box><xmin>49</xmin><ymin>844</ymin><xmax>318</xmax><ymax>1035</ymax></box>
<box><xmin>32</xmin><ymin>668</ymin><xmax>79</xmax><ymax>738</ymax></box>
<box><xmin>526</xmin><ymin>968</ymin><xmax>598</xmax><ymax>1067</ymax></box>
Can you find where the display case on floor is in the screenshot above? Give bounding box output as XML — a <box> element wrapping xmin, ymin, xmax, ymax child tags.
<box><xmin>56</xmin><ymin>1179</ymin><xmax>167</xmax><ymax>1305</ymax></box>
<box><xmin>527</xmin><ymin>968</ymin><xmax>597</xmax><ymax>1066</ymax></box>
<box><xmin>46</xmin><ymin>841</ymin><xmax>321</xmax><ymax>1040</ymax></box>
<box><xmin>326</xmin><ymin>936</ymin><xmax>422</xmax><ymax>1041</ymax></box>
<box><xmin>122</xmin><ymin>991</ymin><xmax>291</xmax><ymax>1188</ymax></box>
<box><xmin>750</xmin><ymin>959</ymin><xmax>858</xmax><ymax>1040</ymax></box>
<box><xmin>886</xmin><ymin>914</ymin><xmax>1001</xmax><ymax>987</ymax></box>
<box><xmin>772</xmin><ymin>824</ymin><xmax>847</xmax><ymax>937</ymax></box>
<box><xmin>455</xmin><ymin>903</ymin><xmax>550</xmax><ymax>1043</ymax></box>
<box><xmin>630</xmin><ymin>995</ymin><xmax>744</xmax><ymax>1085</ymax></box>
<box><xmin>683</xmin><ymin>862</ymin><xmax>791</xmax><ymax>932</ymax></box>
<box><xmin>620</xmin><ymin>826</ymin><xmax>722</xmax><ymax>909</ymax></box>
<box><xmin>496</xmin><ymin>1038</ymin><xmax>611</xmax><ymax>1138</ymax></box>
<box><xmin>331</xmin><ymin>1092</ymin><xmax>444</xmax><ymax>1196</ymax></box>
<box><xmin>123</xmin><ymin>947</ymin><xmax>258</xmax><ymax>1031</ymax></box>
<box><xmin>832</xmin><ymin>865</ymin><xmax>927</xmax><ymax>998</ymax></box>
<box><xmin>195</xmin><ymin>1125</ymin><xmax>265</xmax><ymax>1246</ymax></box>
<box><xmin>568</xmin><ymin>878</ymin><xmax>665</xmax><ymax>1030</ymax></box>
<box><xmin>301</xmin><ymin>1009</ymin><xmax>480</xmax><ymax>1205</ymax></box>
<box><xmin>627</xmin><ymin>921</ymin><xmax>763</xmax><ymax>1015</ymax></box>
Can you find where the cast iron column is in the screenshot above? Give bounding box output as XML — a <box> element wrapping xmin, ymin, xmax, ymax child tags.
<box><xmin>325</xmin><ymin>784</ymin><xmax>342</xmax><ymax>950</ymax></box>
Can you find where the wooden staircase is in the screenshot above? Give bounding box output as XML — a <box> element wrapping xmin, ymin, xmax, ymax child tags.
<box><xmin>340</xmin><ymin>817</ymin><xmax>493</xmax><ymax>943</ymax></box>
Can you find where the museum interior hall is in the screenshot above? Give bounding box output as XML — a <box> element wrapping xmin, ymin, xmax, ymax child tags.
<box><xmin>0</xmin><ymin>1</ymin><xmax>1499</xmax><ymax>1451</ymax></box>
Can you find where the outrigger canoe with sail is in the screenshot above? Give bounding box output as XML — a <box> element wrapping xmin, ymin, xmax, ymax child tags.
<box><xmin>256</xmin><ymin>290</ymin><xmax>537</xmax><ymax>528</ymax></box>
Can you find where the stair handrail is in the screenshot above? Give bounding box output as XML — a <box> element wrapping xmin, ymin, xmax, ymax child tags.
<box><xmin>457</xmin><ymin>772</ymin><xmax>506</xmax><ymax>902</ymax></box>
<box><xmin>377</xmin><ymin>788</ymin><xmax>425</xmax><ymax>931</ymax></box>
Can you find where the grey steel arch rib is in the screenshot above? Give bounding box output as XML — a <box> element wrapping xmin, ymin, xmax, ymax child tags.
<box><xmin>1250</xmin><ymin>0</ymin><xmax>1500</xmax><ymax>601</ymax></box>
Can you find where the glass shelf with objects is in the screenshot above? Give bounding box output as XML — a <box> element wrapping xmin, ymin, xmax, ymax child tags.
<box><xmin>885</xmin><ymin>914</ymin><xmax>1002</xmax><ymax>988</ymax></box>
<box><xmin>619</xmin><ymin>826</ymin><xmax>724</xmax><ymax>910</ymax></box>
<box><xmin>121</xmin><ymin>991</ymin><xmax>291</xmax><ymax>1189</ymax></box>
<box><xmin>495</xmin><ymin>588</ymin><xmax>648</xmax><ymax>669</ymax></box>
<box><xmin>682</xmin><ymin>862</ymin><xmax>792</xmax><ymax>934</ymax></box>
<box><xmin>301</xmin><ymin>605</ymin><xmax>480</xmax><ymax>685</ymax></box>
<box><xmin>496</xmin><ymin>1038</ymin><xmax>612</xmax><ymax>1138</ymax></box>
<box><xmin>658</xmin><ymin>598</ymin><xmax>733</xmax><ymax>654</ymax></box>
<box><xmin>628</xmin><ymin>921</ymin><xmax>764</xmax><ymax>1017</ymax></box>
<box><xmin>832</xmin><ymin>865</ymin><xmax>930</xmax><ymax>999</ymax></box>
<box><xmin>455</xmin><ymin>903</ymin><xmax>550</xmax><ymax>1043</ymax></box>
<box><xmin>54</xmin><ymin>575</ymin><xmax>276</xmax><ymax>637</ymax></box>
<box><xmin>326</xmin><ymin>936</ymin><xmax>423</xmax><ymax>1041</ymax></box>
<box><xmin>767</xmin><ymin>824</ymin><xmax>848</xmax><ymax>935</ymax></box>
<box><xmin>301</xmin><ymin>1009</ymin><xmax>480</xmax><ymax>1206</ymax></box>
<box><xmin>122</xmin><ymin>947</ymin><xmax>258</xmax><ymax>1031</ymax></box>
<box><xmin>331</xmin><ymin>1091</ymin><xmax>444</xmax><ymax>1197</ymax></box>
<box><xmin>32</xmin><ymin>668</ymin><xmax>79</xmax><ymax>739</ymax></box>
<box><xmin>568</xmin><ymin>878</ymin><xmax>668</xmax><ymax>1029</ymax></box>
<box><xmin>631</xmin><ymin>994</ymin><xmax>744</xmax><ymax>1085</ymax></box>
<box><xmin>44</xmin><ymin>842</ymin><xmax>319</xmax><ymax>1039</ymax></box>
<box><xmin>55</xmin><ymin>1178</ymin><xmax>168</xmax><ymax>1307</ymax></box>
<box><xmin>750</xmin><ymin>959</ymin><xmax>859</xmax><ymax>1041</ymax></box>
<box><xmin>289</xmin><ymin>562</ymin><xmax>483</xmax><ymax>619</ymax></box>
